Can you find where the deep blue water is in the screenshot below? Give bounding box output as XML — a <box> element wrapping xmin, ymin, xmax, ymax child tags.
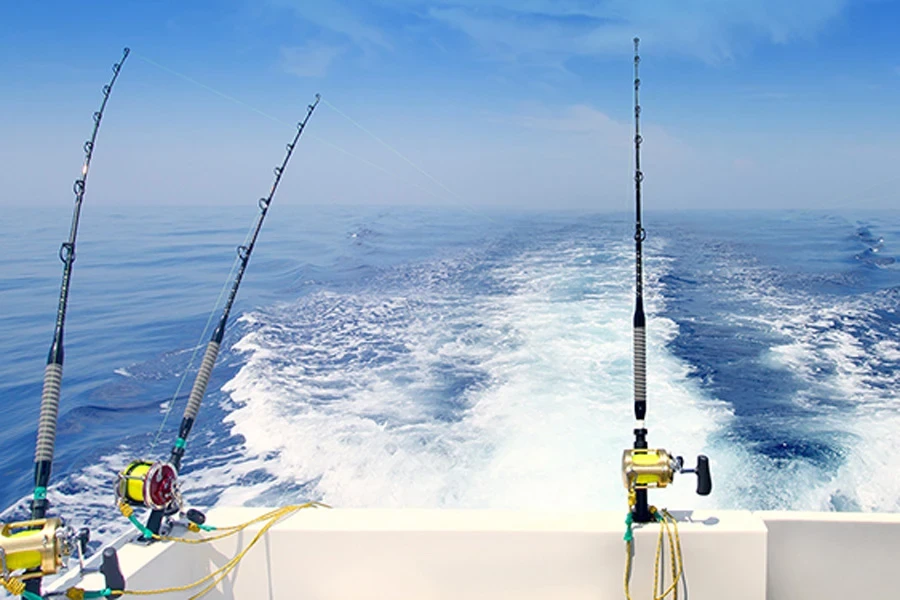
<box><xmin>1</xmin><ymin>205</ymin><xmax>898</xmax><ymax>544</ymax></box>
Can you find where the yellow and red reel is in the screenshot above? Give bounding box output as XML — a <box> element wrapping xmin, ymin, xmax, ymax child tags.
<box><xmin>116</xmin><ymin>460</ymin><xmax>180</xmax><ymax>511</ymax></box>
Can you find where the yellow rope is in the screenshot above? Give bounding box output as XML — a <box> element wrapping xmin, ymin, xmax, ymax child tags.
<box><xmin>623</xmin><ymin>505</ymin><xmax>685</xmax><ymax>600</ymax></box>
<box><xmin>652</xmin><ymin>510</ymin><xmax>683</xmax><ymax>600</ymax></box>
<box><xmin>157</xmin><ymin>504</ymin><xmax>329</xmax><ymax>544</ymax></box>
<box><xmin>125</xmin><ymin>505</ymin><xmax>302</xmax><ymax>598</ymax></box>
<box><xmin>664</xmin><ymin>513</ymin><xmax>678</xmax><ymax>600</ymax></box>
<box><xmin>651</xmin><ymin>508</ymin><xmax>665</xmax><ymax>598</ymax></box>
<box><xmin>66</xmin><ymin>588</ymin><xmax>86</xmax><ymax>600</ymax></box>
<box><xmin>1</xmin><ymin>577</ymin><xmax>26</xmax><ymax>596</ymax></box>
<box><xmin>75</xmin><ymin>502</ymin><xmax>327</xmax><ymax>599</ymax></box>
<box><xmin>118</xmin><ymin>501</ymin><xmax>329</xmax><ymax>545</ymax></box>
<box><xmin>659</xmin><ymin>510</ymin><xmax>684</xmax><ymax>600</ymax></box>
<box><xmin>624</xmin><ymin>539</ymin><xmax>634</xmax><ymax>600</ymax></box>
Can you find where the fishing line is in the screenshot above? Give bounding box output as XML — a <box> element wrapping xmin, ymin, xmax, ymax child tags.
<box><xmin>138</xmin><ymin>52</ymin><xmax>500</xmax><ymax>222</ymax></box>
<box><xmin>824</xmin><ymin>175</ymin><xmax>900</xmax><ymax>212</ymax></box>
<box><xmin>311</xmin><ymin>134</ymin><xmax>451</xmax><ymax>203</ymax></box>
<box><xmin>135</xmin><ymin>53</ymin><xmax>284</xmax><ymax>125</ymax></box>
<box><xmin>135</xmin><ymin>52</ymin><xmax>458</xmax><ymax>205</ymax></box>
<box><xmin>321</xmin><ymin>97</ymin><xmax>500</xmax><ymax>222</ymax></box>
<box><xmin>148</xmin><ymin>221</ymin><xmax>255</xmax><ymax>452</ymax></box>
<box><xmin>320</xmin><ymin>97</ymin><xmax>467</xmax><ymax>204</ymax></box>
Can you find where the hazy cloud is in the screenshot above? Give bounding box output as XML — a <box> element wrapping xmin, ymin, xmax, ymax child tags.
<box><xmin>419</xmin><ymin>0</ymin><xmax>852</xmax><ymax>63</ymax></box>
<box><xmin>512</xmin><ymin>103</ymin><xmax>689</xmax><ymax>158</ymax></box>
<box><xmin>269</xmin><ymin>0</ymin><xmax>392</xmax><ymax>52</ymax></box>
<box><xmin>519</xmin><ymin>104</ymin><xmax>628</xmax><ymax>135</ymax></box>
<box><xmin>281</xmin><ymin>43</ymin><xmax>345</xmax><ymax>77</ymax></box>
<box><xmin>266</xmin><ymin>0</ymin><xmax>855</xmax><ymax>66</ymax></box>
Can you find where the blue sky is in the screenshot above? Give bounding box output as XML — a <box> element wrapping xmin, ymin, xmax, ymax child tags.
<box><xmin>1</xmin><ymin>0</ymin><xmax>898</xmax><ymax>210</ymax></box>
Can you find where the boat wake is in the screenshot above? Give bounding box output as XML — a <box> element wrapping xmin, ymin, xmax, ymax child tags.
<box><xmin>221</xmin><ymin>233</ymin><xmax>732</xmax><ymax>511</ymax></box>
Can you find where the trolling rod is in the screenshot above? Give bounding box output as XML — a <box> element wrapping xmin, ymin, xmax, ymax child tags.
<box><xmin>630</xmin><ymin>36</ymin><xmax>651</xmax><ymax>523</ymax></box>
<box><xmin>32</xmin><ymin>46</ymin><xmax>130</xmax><ymax>521</ymax></box>
<box><xmin>620</xmin><ymin>38</ymin><xmax>711</xmax><ymax>524</ymax></box>
<box><xmin>9</xmin><ymin>46</ymin><xmax>131</xmax><ymax>597</ymax></box>
<box><xmin>130</xmin><ymin>93</ymin><xmax>321</xmax><ymax>536</ymax></box>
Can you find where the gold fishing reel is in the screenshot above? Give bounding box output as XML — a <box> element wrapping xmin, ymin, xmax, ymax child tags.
<box><xmin>116</xmin><ymin>460</ymin><xmax>181</xmax><ymax>511</ymax></box>
<box><xmin>0</xmin><ymin>518</ymin><xmax>75</xmax><ymax>579</ymax></box>
<box><xmin>622</xmin><ymin>449</ymin><xmax>712</xmax><ymax>495</ymax></box>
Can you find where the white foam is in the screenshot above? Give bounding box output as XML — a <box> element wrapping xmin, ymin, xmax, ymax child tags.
<box><xmin>221</xmin><ymin>238</ymin><xmax>735</xmax><ymax>510</ymax></box>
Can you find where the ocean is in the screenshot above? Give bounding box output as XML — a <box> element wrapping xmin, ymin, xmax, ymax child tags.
<box><xmin>1</xmin><ymin>204</ymin><xmax>898</xmax><ymax>546</ymax></box>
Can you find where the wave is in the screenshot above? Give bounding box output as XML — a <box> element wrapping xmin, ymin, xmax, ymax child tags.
<box><xmin>661</xmin><ymin>220</ymin><xmax>900</xmax><ymax>511</ymax></box>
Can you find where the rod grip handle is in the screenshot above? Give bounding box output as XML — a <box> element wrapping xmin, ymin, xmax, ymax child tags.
<box><xmin>101</xmin><ymin>547</ymin><xmax>126</xmax><ymax>591</ymax></box>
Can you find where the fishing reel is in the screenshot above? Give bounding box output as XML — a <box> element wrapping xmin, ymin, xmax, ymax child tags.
<box><xmin>622</xmin><ymin>449</ymin><xmax>712</xmax><ymax>496</ymax></box>
<box><xmin>0</xmin><ymin>518</ymin><xmax>86</xmax><ymax>579</ymax></box>
<box><xmin>115</xmin><ymin>460</ymin><xmax>182</xmax><ymax>513</ymax></box>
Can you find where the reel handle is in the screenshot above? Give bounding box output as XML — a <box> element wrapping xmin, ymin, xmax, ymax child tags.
<box><xmin>186</xmin><ymin>508</ymin><xmax>206</xmax><ymax>526</ymax></box>
<box><xmin>696</xmin><ymin>455</ymin><xmax>712</xmax><ymax>495</ymax></box>
<box><xmin>77</xmin><ymin>527</ymin><xmax>90</xmax><ymax>556</ymax></box>
<box><xmin>679</xmin><ymin>455</ymin><xmax>712</xmax><ymax>496</ymax></box>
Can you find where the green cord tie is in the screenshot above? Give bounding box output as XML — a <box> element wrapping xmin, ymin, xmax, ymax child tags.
<box><xmin>624</xmin><ymin>512</ymin><xmax>634</xmax><ymax>542</ymax></box>
<box><xmin>128</xmin><ymin>513</ymin><xmax>155</xmax><ymax>539</ymax></box>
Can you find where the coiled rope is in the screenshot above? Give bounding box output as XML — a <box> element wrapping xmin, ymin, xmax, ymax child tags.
<box><xmin>55</xmin><ymin>503</ymin><xmax>328</xmax><ymax>600</ymax></box>
<box><xmin>624</xmin><ymin>506</ymin><xmax>684</xmax><ymax>600</ymax></box>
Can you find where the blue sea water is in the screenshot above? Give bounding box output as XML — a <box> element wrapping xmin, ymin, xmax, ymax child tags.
<box><xmin>1</xmin><ymin>204</ymin><xmax>899</xmax><ymax>545</ymax></box>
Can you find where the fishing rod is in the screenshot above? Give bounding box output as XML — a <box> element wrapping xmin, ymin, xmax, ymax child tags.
<box><xmin>32</xmin><ymin>46</ymin><xmax>130</xmax><ymax>521</ymax></box>
<box><xmin>620</xmin><ymin>38</ymin><xmax>711</xmax><ymax>524</ymax></box>
<box><xmin>113</xmin><ymin>94</ymin><xmax>321</xmax><ymax>537</ymax></box>
<box><xmin>0</xmin><ymin>47</ymin><xmax>131</xmax><ymax>598</ymax></box>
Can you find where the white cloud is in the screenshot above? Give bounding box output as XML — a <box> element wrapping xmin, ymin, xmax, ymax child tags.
<box><xmin>510</xmin><ymin>104</ymin><xmax>689</xmax><ymax>159</ymax></box>
<box><xmin>269</xmin><ymin>0</ymin><xmax>392</xmax><ymax>52</ymax></box>
<box><xmin>518</xmin><ymin>104</ymin><xmax>629</xmax><ymax>135</ymax></box>
<box><xmin>281</xmin><ymin>43</ymin><xmax>345</xmax><ymax>77</ymax></box>
<box><xmin>266</xmin><ymin>0</ymin><xmax>855</xmax><ymax>66</ymax></box>
<box><xmin>395</xmin><ymin>0</ymin><xmax>852</xmax><ymax>63</ymax></box>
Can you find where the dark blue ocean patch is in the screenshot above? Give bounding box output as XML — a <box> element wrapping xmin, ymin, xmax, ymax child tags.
<box><xmin>855</xmin><ymin>247</ymin><xmax>895</xmax><ymax>267</ymax></box>
<box><xmin>753</xmin><ymin>437</ymin><xmax>847</xmax><ymax>469</ymax></box>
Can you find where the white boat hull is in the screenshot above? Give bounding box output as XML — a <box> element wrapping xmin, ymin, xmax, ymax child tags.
<box><xmin>43</xmin><ymin>508</ymin><xmax>900</xmax><ymax>599</ymax></box>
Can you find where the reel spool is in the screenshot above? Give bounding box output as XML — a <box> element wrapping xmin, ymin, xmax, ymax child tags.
<box><xmin>116</xmin><ymin>460</ymin><xmax>181</xmax><ymax>511</ymax></box>
<box><xmin>622</xmin><ymin>449</ymin><xmax>712</xmax><ymax>496</ymax></box>
<box><xmin>0</xmin><ymin>518</ymin><xmax>74</xmax><ymax>579</ymax></box>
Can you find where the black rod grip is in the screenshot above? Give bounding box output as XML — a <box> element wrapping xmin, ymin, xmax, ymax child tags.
<box><xmin>101</xmin><ymin>547</ymin><xmax>126</xmax><ymax>591</ymax></box>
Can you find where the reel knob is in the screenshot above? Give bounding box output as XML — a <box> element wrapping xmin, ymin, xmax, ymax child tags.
<box><xmin>186</xmin><ymin>508</ymin><xmax>206</xmax><ymax>526</ymax></box>
<box><xmin>77</xmin><ymin>527</ymin><xmax>90</xmax><ymax>556</ymax></box>
<box><xmin>678</xmin><ymin>455</ymin><xmax>712</xmax><ymax>496</ymax></box>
